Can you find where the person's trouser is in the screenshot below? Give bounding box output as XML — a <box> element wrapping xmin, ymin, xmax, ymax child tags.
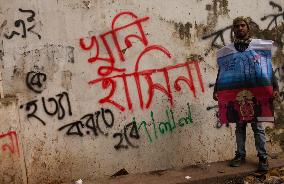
<box><xmin>235</xmin><ymin>122</ymin><xmax>267</xmax><ymax>158</ymax></box>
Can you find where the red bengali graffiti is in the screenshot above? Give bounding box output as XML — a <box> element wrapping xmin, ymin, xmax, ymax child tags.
<box><xmin>79</xmin><ymin>11</ymin><xmax>205</xmax><ymax>111</ymax></box>
<box><xmin>79</xmin><ymin>11</ymin><xmax>149</xmax><ymax>76</ymax></box>
<box><xmin>0</xmin><ymin>130</ymin><xmax>20</xmax><ymax>158</ymax></box>
<box><xmin>88</xmin><ymin>60</ymin><xmax>204</xmax><ymax>111</ymax></box>
<box><xmin>134</xmin><ymin>45</ymin><xmax>172</xmax><ymax>109</ymax></box>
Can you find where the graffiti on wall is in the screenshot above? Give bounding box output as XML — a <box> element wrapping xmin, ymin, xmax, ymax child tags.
<box><xmin>57</xmin><ymin>107</ymin><xmax>140</xmax><ymax>150</ymax></box>
<box><xmin>138</xmin><ymin>103</ymin><xmax>193</xmax><ymax>144</ymax></box>
<box><xmin>261</xmin><ymin>1</ymin><xmax>284</xmax><ymax>29</ymax></box>
<box><xmin>206</xmin><ymin>104</ymin><xmax>223</xmax><ymax>128</ymax></box>
<box><xmin>58</xmin><ymin>108</ymin><xmax>114</xmax><ymax>137</ymax></box>
<box><xmin>113</xmin><ymin>119</ymin><xmax>140</xmax><ymax>150</ymax></box>
<box><xmin>0</xmin><ymin>130</ymin><xmax>20</xmax><ymax>158</ymax></box>
<box><xmin>26</xmin><ymin>71</ymin><xmax>47</xmax><ymax>93</ymax></box>
<box><xmin>88</xmin><ymin>59</ymin><xmax>204</xmax><ymax>111</ymax></box>
<box><xmin>58</xmin><ymin>102</ymin><xmax>193</xmax><ymax>150</ymax></box>
<box><xmin>12</xmin><ymin>2</ymin><xmax>284</xmax><ymax>152</ymax></box>
<box><xmin>20</xmin><ymin>91</ymin><xmax>72</xmax><ymax>125</ymax></box>
<box><xmin>202</xmin><ymin>1</ymin><xmax>284</xmax><ymax>54</ymax></box>
<box><xmin>202</xmin><ymin>25</ymin><xmax>233</xmax><ymax>53</ymax></box>
<box><xmin>10</xmin><ymin>11</ymin><xmax>204</xmax><ymax>152</ymax></box>
<box><xmin>4</xmin><ymin>8</ymin><xmax>41</xmax><ymax>40</ymax></box>
<box><xmin>79</xmin><ymin>11</ymin><xmax>205</xmax><ymax>112</ymax></box>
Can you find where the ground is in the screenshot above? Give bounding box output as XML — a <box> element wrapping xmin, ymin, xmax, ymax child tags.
<box><xmin>78</xmin><ymin>152</ymin><xmax>284</xmax><ymax>184</ymax></box>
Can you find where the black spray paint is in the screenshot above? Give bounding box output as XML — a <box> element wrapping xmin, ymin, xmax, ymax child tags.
<box><xmin>261</xmin><ymin>1</ymin><xmax>284</xmax><ymax>29</ymax></box>
<box><xmin>20</xmin><ymin>91</ymin><xmax>72</xmax><ymax>125</ymax></box>
<box><xmin>58</xmin><ymin>108</ymin><xmax>114</xmax><ymax>137</ymax></box>
<box><xmin>4</xmin><ymin>8</ymin><xmax>41</xmax><ymax>40</ymax></box>
<box><xmin>113</xmin><ymin>118</ymin><xmax>140</xmax><ymax>150</ymax></box>
<box><xmin>26</xmin><ymin>71</ymin><xmax>47</xmax><ymax>93</ymax></box>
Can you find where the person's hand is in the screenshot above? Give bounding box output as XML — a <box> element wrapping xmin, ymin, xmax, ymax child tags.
<box><xmin>213</xmin><ymin>92</ymin><xmax>218</xmax><ymax>101</ymax></box>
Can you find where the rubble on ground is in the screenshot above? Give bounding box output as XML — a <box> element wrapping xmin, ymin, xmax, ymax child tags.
<box><xmin>244</xmin><ymin>167</ymin><xmax>284</xmax><ymax>184</ymax></box>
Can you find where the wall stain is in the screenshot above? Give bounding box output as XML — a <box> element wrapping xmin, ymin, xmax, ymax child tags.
<box><xmin>203</xmin><ymin>0</ymin><xmax>229</xmax><ymax>34</ymax></box>
<box><xmin>0</xmin><ymin>40</ymin><xmax>3</xmax><ymax>62</ymax></box>
<box><xmin>187</xmin><ymin>54</ymin><xmax>204</xmax><ymax>62</ymax></box>
<box><xmin>174</xmin><ymin>22</ymin><xmax>192</xmax><ymax>43</ymax></box>
<box><xmin>172</xmin><ymin>0</ymin><xmax>229</xmax><ymax>45</ymax></box>
<box><xmin>82</xmin><ymin>0</ymin><xmax>91</xmax><ymax>9</ymax></box>
<box><xmin>59</xmin><ymin>0</ymin><xmax>96</xmax><ymax>10</ymax></box>
<box><xmin>66</xmin><ymin>46</ymin><xmax>74</xmax><ymax>63</ymax></box>
<box><xmin>61</xmin><ymin>70</ymin><xmax>72</xmax><ymax>90</ymax></box>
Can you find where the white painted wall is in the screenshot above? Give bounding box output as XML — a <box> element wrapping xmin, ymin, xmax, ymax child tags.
<box><xmin>0</xmin><ymin>0</ymin><xmax>283</xmax><ymax>183</ymax></box>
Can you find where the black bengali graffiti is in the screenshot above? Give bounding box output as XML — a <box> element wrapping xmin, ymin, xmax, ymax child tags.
<box><xmin>208</xmin><ymin>83</ymin><xmax>216</xmax><ymax>89</ymax></box>
<box><xmin>202</xmin><ymin>1</ymin><xmax>284</xmax><ymax>53</ymax></box>
<box><xmin>4</xmin><ymin>8</ymin><xmax>41</xmax><ymax>39</ymax></box>
<box><xmin>26</xmin><ymin>71</ymin><xmax>47</xmax><ymax>93</ymax></box>
<box><xmin>20</xmin><ymin>100</ymin><xmax>46</xmax><ymax>125</ymax></box>
<box><xmin>113</xmin><ymin>119</ymin><xmax>140</xmax><ymax>150</ymax></box>
<box><xmin>20</xmin><ymin>92</ymin><xmax>72</xmax><ymax>125</ymax></box>
<box><xmin>261</xmin><ymin>1</ymin><xmax>284</xmax><ymax>29</ymax></box>
<box><xmin>58</xmin><ymin>108</ymin><xmax>114</xmax><ymax>137</ymax></box>
<box><xmin>201</xmin><ymin>24</ymin><xmax>235</xmax><ymax>56</ymax></box>
<box><xmin>206</xmin><ymin>104</ymin><xmax>224</xmax><ymax>128</ymax></box>
<box><xmin>206</xmin><ymin>105</ymin><xmax>218</xmax><ymax>111</ymax></box>
<box><xmin>202</xmin><ymin>25</ymin><xmax>233</xmax><ymax>50</ymax></box>
<box><xmin>58</xmin><ymin>108</ymin><xmax>141</xmax><ymax>150</ymax></box>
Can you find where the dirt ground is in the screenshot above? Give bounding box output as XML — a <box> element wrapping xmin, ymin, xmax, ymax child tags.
<box><xmin>244</xmin><ymin>167</ymin><xmax>284</xmax><ymax>184</ymax></box>
<box><xmin>84</xmin><ymin>152</ymin><xmax>284</xmax><ymax>184</ymax></box>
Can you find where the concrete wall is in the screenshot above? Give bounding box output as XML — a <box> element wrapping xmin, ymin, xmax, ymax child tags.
<box><xmin>0</xmin><ymin>0</ymin><xmax>284</xmax><ymax>183</ymax></box>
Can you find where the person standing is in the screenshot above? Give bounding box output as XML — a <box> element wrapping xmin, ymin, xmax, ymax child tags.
<box><xmin>213</xmin><ymin>17</ymin><xmax>279</xmax><ymax>171</ymax></box>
